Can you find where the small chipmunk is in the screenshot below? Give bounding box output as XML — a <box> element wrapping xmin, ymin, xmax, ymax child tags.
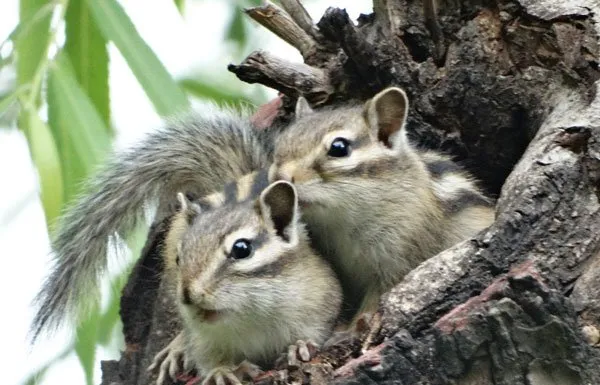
<box><xmin>271</xmin><ymin>87</ymin><xmax>494</xmax><ymax>315</ymax></box>
<box><xmin>149</xmin><ymin>180</ymin><xmax>342</xmax><ymax>385</ymax></box>
<box><xmin>30</xmin><ymin>106</ymin><xmax>274</xmax><ymax>340</ymax></box>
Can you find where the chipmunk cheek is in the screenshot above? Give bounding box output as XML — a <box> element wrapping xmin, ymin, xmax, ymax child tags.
<box><xmin>292</xmin><ymin>168</ymin><xmax>321</xmax><ymax>183</ymax></box>
<box><xmin>273</xmin><ymin>161</ymin><xmax>321</xmax><ymax>184</ymax></box>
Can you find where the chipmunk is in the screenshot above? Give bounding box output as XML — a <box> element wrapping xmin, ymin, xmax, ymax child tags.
<box><xmin>31</xmin><ymin>87</ymin><xmax>493</xmax><ymax>341</ymax></box>
<box><xmin>149</xmin><ymin>180</ymin><xmax>342</xmax><ymax>385</ymax></box>
<box><xmin>270</xmin><ymin>87</ymin><xmax>494</xmax><ymax>315</ymax></box>
<box><xmin>30</xmin><ymin>106</ymin><xmax>274</xmax><ymax>340</ymax></box>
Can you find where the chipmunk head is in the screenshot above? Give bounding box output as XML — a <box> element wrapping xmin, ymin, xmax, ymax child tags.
<box><xmin>270</xmin><ymin>87</ymin><xmax>414</xmax><ymax>205</ymax></box>
<box><xmin>169</xmin><ymin>181</ymin><xmax>304</xmax><ymax>326</ymax></box>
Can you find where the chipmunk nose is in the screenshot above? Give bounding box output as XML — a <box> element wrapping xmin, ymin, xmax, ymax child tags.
<box><xmin>181</xmin><ymin>286</ymin><xmax>209</xmax><ymax>306</ymax></box>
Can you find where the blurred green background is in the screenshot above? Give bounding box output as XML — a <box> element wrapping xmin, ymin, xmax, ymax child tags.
<box><xmin>0</xmin><ymin>1</ymin><xmax>367</xmax><ymax>384</ymax></box>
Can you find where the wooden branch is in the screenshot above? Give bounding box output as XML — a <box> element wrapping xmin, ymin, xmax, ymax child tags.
<box><xmin>279</xmin><ymin>0</ymin><xmax>320</xmax><ymax>39</ymax></box>
<box><xmin>317</xmin><ymin>7</ymin><xmax>396</xmax><ymax>91</ymax></box>
<box><xmin>422</xmin><ymin>0</ymin><xmax>445</xmax><ymax>63</ymax></box>
<box><xmin>245</xmin><ymin>1</ymin><xmax>317</xmax><ymax>59</ymax></box>
<box><xmin>228</xmin><ymin>50</ymin><xmax>333</xmax><ymax>105</ymax></box>
<box><xmin>372</xmin><ymin>0</ymin><xmax>403</xmax><ymax>36</ymax></box>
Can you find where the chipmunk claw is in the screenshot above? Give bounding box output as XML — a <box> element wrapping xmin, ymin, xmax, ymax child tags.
<box><xmin>201</xmin><ymin>361</ymin><xmax>262</xmax><ymax>385</ymax></box>
<box><xmin>286</xmin><ymin>339</ymin><xmax>319</xmax><ymax>368</ymax></box>
<box><xmin>148</xmin><ymin>333</ymin><xmax>191</xmax><ymax>385</ymax></box>
<box><xmin>201</xmin><ymin>368</ymin><xmax>240</xmax><ymax>385</ymax></box>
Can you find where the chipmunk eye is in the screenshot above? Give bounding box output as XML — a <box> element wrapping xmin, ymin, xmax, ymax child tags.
<box><xmin>328</xmin><ymin>138</ymin><xmax>351</xmax><ymax>157</ymax></box>
<box><xmin>229</xmin><ymin>239</ymin><xmax>253</xmax><ymax>260</ymax></box>
<box><xmin>176</xmin><ymin>255</ymin><xmax>181</xmax><ymax>266</ymax></box>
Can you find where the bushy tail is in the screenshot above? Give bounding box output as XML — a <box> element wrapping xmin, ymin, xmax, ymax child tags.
<box><xmin>31</xmin><ymin>107</ymin><xmax>272</xmax><ymax>341</ymax></box>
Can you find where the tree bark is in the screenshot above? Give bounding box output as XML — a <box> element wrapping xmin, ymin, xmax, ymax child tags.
<box><xmin>101</xmin><ymin>1</ymin><xmax>600</xmax><ymax>384</ymax></box>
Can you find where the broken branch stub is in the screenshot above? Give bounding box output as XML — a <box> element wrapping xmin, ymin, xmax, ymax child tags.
<box><xmin>244</xmin><ymin>1</ymin><xmax>317</xmax><ymax>59</ymax></box>
<box><xmin>278</xmin><ymin>0</ymin><xmax>320</xmax><ymax>40</ymax></box>
<box><xmin>228</xmin><ymin>50</ymin><xmax>333</xmax><ymax>105</ymax></box>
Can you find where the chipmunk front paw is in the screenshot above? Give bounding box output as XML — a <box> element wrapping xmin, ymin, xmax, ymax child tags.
<box><xmin>201</xmin><ymin>361</ymin><xmax>262</xmax><ymax>385</ymax></box>
<box><xmin>148</xmin><ymin>332</ymin><xmax>194</xmax><ymax>385</ymax></box>
<box><xmin>283</xmin><ymin>339</ymin><xmax>319</xmax><ymax>368</ymax></box>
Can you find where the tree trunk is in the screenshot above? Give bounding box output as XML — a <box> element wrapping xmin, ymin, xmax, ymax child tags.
<box><xmin>101</xmin><ymin>1</ymin><xmax>600</xmax><ymax>384</ymax></box>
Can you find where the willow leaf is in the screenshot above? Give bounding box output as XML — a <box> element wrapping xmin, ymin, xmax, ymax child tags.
<box><xmin>65</xmin><ymin>0</ymin><xmax>111</xmax><ymax>130</ymax></box>
<box><xmin>88</xmin><ymin>0</ymin><xmax>189</xmax><ymax>116</ymax></box>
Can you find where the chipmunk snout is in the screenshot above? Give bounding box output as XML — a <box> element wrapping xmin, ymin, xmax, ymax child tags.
<box><xmin>180</xmin><ymin>285</ymin><xmax>210</xmax><ymax>306</ymax></box>
<box><xmin>269</xmin><ymin>163</ymin><xmax>295</xmax><ymax>183</ymax></box>
<box><xmin>277</xmin><ymin>171</ymin><xmax>295</xmax><ymax>183</ymax></box>
<box><xmin>270</xmin><ymin>161</ymin><xmax>321</xmax><ymax>184</ymax></box>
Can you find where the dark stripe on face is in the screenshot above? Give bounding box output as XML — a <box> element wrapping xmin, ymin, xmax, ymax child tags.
<box><xmin>250</xmin><ymin>169</ymin><xmax>270</xmax><ymax>200</ymax></box>
<box><xmin>238</xmin><ymin>248</ymin><xmax>295</xmax><ymax>278</ymax></box>
<box><xmin>220</xmin><ymin>229</ymin><xmax>273</xmax><ymax>277</ymax></box>
<box><xmin>348</xmin><ymin>132</ymin><xmax>371</xmax><ymax>150</ymax></box>
<box><xmin>444</xmin><ymin>189</ymin><xmax>494</xmax><ymax>214</ymax></box>
<box><xmin>250</xmin><ymin>229</ymin><xmax>269</xmax><ymax>250</ymax></box>
<box><xmin>330</xmin><ymin>157</ymin><xmax>399</xmax><ymax>178</ymax></box>
<box><xmin>224</xmin><ymin>180</ymin><xmax>237</xmax><ymax>204</ymax></box>
<box><xmin>425</xmin><ymin>159</ymin><xmax>462</xmax><ymax>178</ymax></box>
<box><xmin>197</xmin><ymin>199</ymin><xmax>215</xmax><ymax>211</ymax></box>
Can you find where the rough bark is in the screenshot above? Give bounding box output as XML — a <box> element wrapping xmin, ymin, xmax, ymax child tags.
<box><xmin>101</xmin><ymin>0</ymin><xmax>600</xmax><ymax>384</ymax></box>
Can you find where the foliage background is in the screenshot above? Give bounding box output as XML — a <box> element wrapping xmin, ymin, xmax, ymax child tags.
<box><xmin>0</xmin><ymin>1</ymin><xmax>368</xmax><ymax>384</ymax></box>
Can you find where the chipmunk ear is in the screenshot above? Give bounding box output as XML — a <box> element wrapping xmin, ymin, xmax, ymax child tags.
<box><xmin>365</xmin><ymin>87</ymin><xmax>409</xmax><ymax>149</ymax></box>
<box><xmin>176</xmin><ymin>192</ymin><xmax>201</xmax><ymax>222</ymax></box>
<box><xmin>176</xmin><ymin>192</ymin><xmax>190</xmax><ymax>213</ymax></box>
<box><xmin>295</xmin><ymin>96</ymin><xmax>314</xmax><ymax>118</ymax></box>
<box><xmin>259</xmin><ymin>181</ymin><xmax>299</xmax><ymax>243</ymax></box>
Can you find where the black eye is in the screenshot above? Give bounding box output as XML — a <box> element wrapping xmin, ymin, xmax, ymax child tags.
<box><xmin>229</xmin><ymin>239</ymin><xmax>253</xmax><ymax>260</ymax></box>
<box><xmin>328</xmin><ymin>137</ymin><xmax>351</xmax><ymax>157</ymax></box>
<box><xmin>176</xmin><ymin>255</ymin><xmax>181</xmax><ymax>266</ymax></box>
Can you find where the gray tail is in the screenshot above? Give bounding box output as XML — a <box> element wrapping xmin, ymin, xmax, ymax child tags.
<box><xmin>30</xmin><ymin>108</ymin><xmax>272</xmax><ymax>341</ymax></box>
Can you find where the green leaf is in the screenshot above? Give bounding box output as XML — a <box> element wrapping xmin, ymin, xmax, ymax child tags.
<box><xmin>26</xmin><ymin>111</ymin><xmax>64</xmax><ymax>231</ymax></box>
<box><xmin>74</xmin><ymin>303</ymin><xmax>99</xmax><ymax>385</ymax></box>
<box><xmin>174</xmin><ymin>0</ymin><xmax>185</xmax><ymax>14</ymax></box>
<box><xmin>22</xmin><ymin>346</ymin><xmax>72</xmax><ymax>385</ymax></box>
<box><xmin>1</xmin><ymin>2</ymin><xmax>54</xmax><ymax>60</ymax></box>
<box><xmin>226</xmin><ymin>5</ymin><xmax>247</xmax><ymax>48</ymax></box>
<box><xmin>88</xmin><ymin>0</ymin><xmax>190</xmax><ymax>116</ymax></box>
<box><xmin>47</xmin><ymin>54</ymin><xmax>111</xmax><ymax>204</ymax></box>
<box><xmin>179</xmin><ymin>78</ymin><xmax>254</xmax><ymax>106</ymax></box>
<box><xmin>15</xmin><ymin>0</ymin><xmax>52</xmax><ymax>103</ymax></box>
<box><xmin>0</xmin><ymin>88</ymin><xmax>23</xmax><ymax>120</ymax></box>
<box><xmin>96</xmin><ymin>290</ymin><xmax>121</xmax><ymax>346</ymax></box>
<box><xmin>65</xmin><ymin>0</ymin><xmax>111</xmax><ymax>131</ymax></box>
